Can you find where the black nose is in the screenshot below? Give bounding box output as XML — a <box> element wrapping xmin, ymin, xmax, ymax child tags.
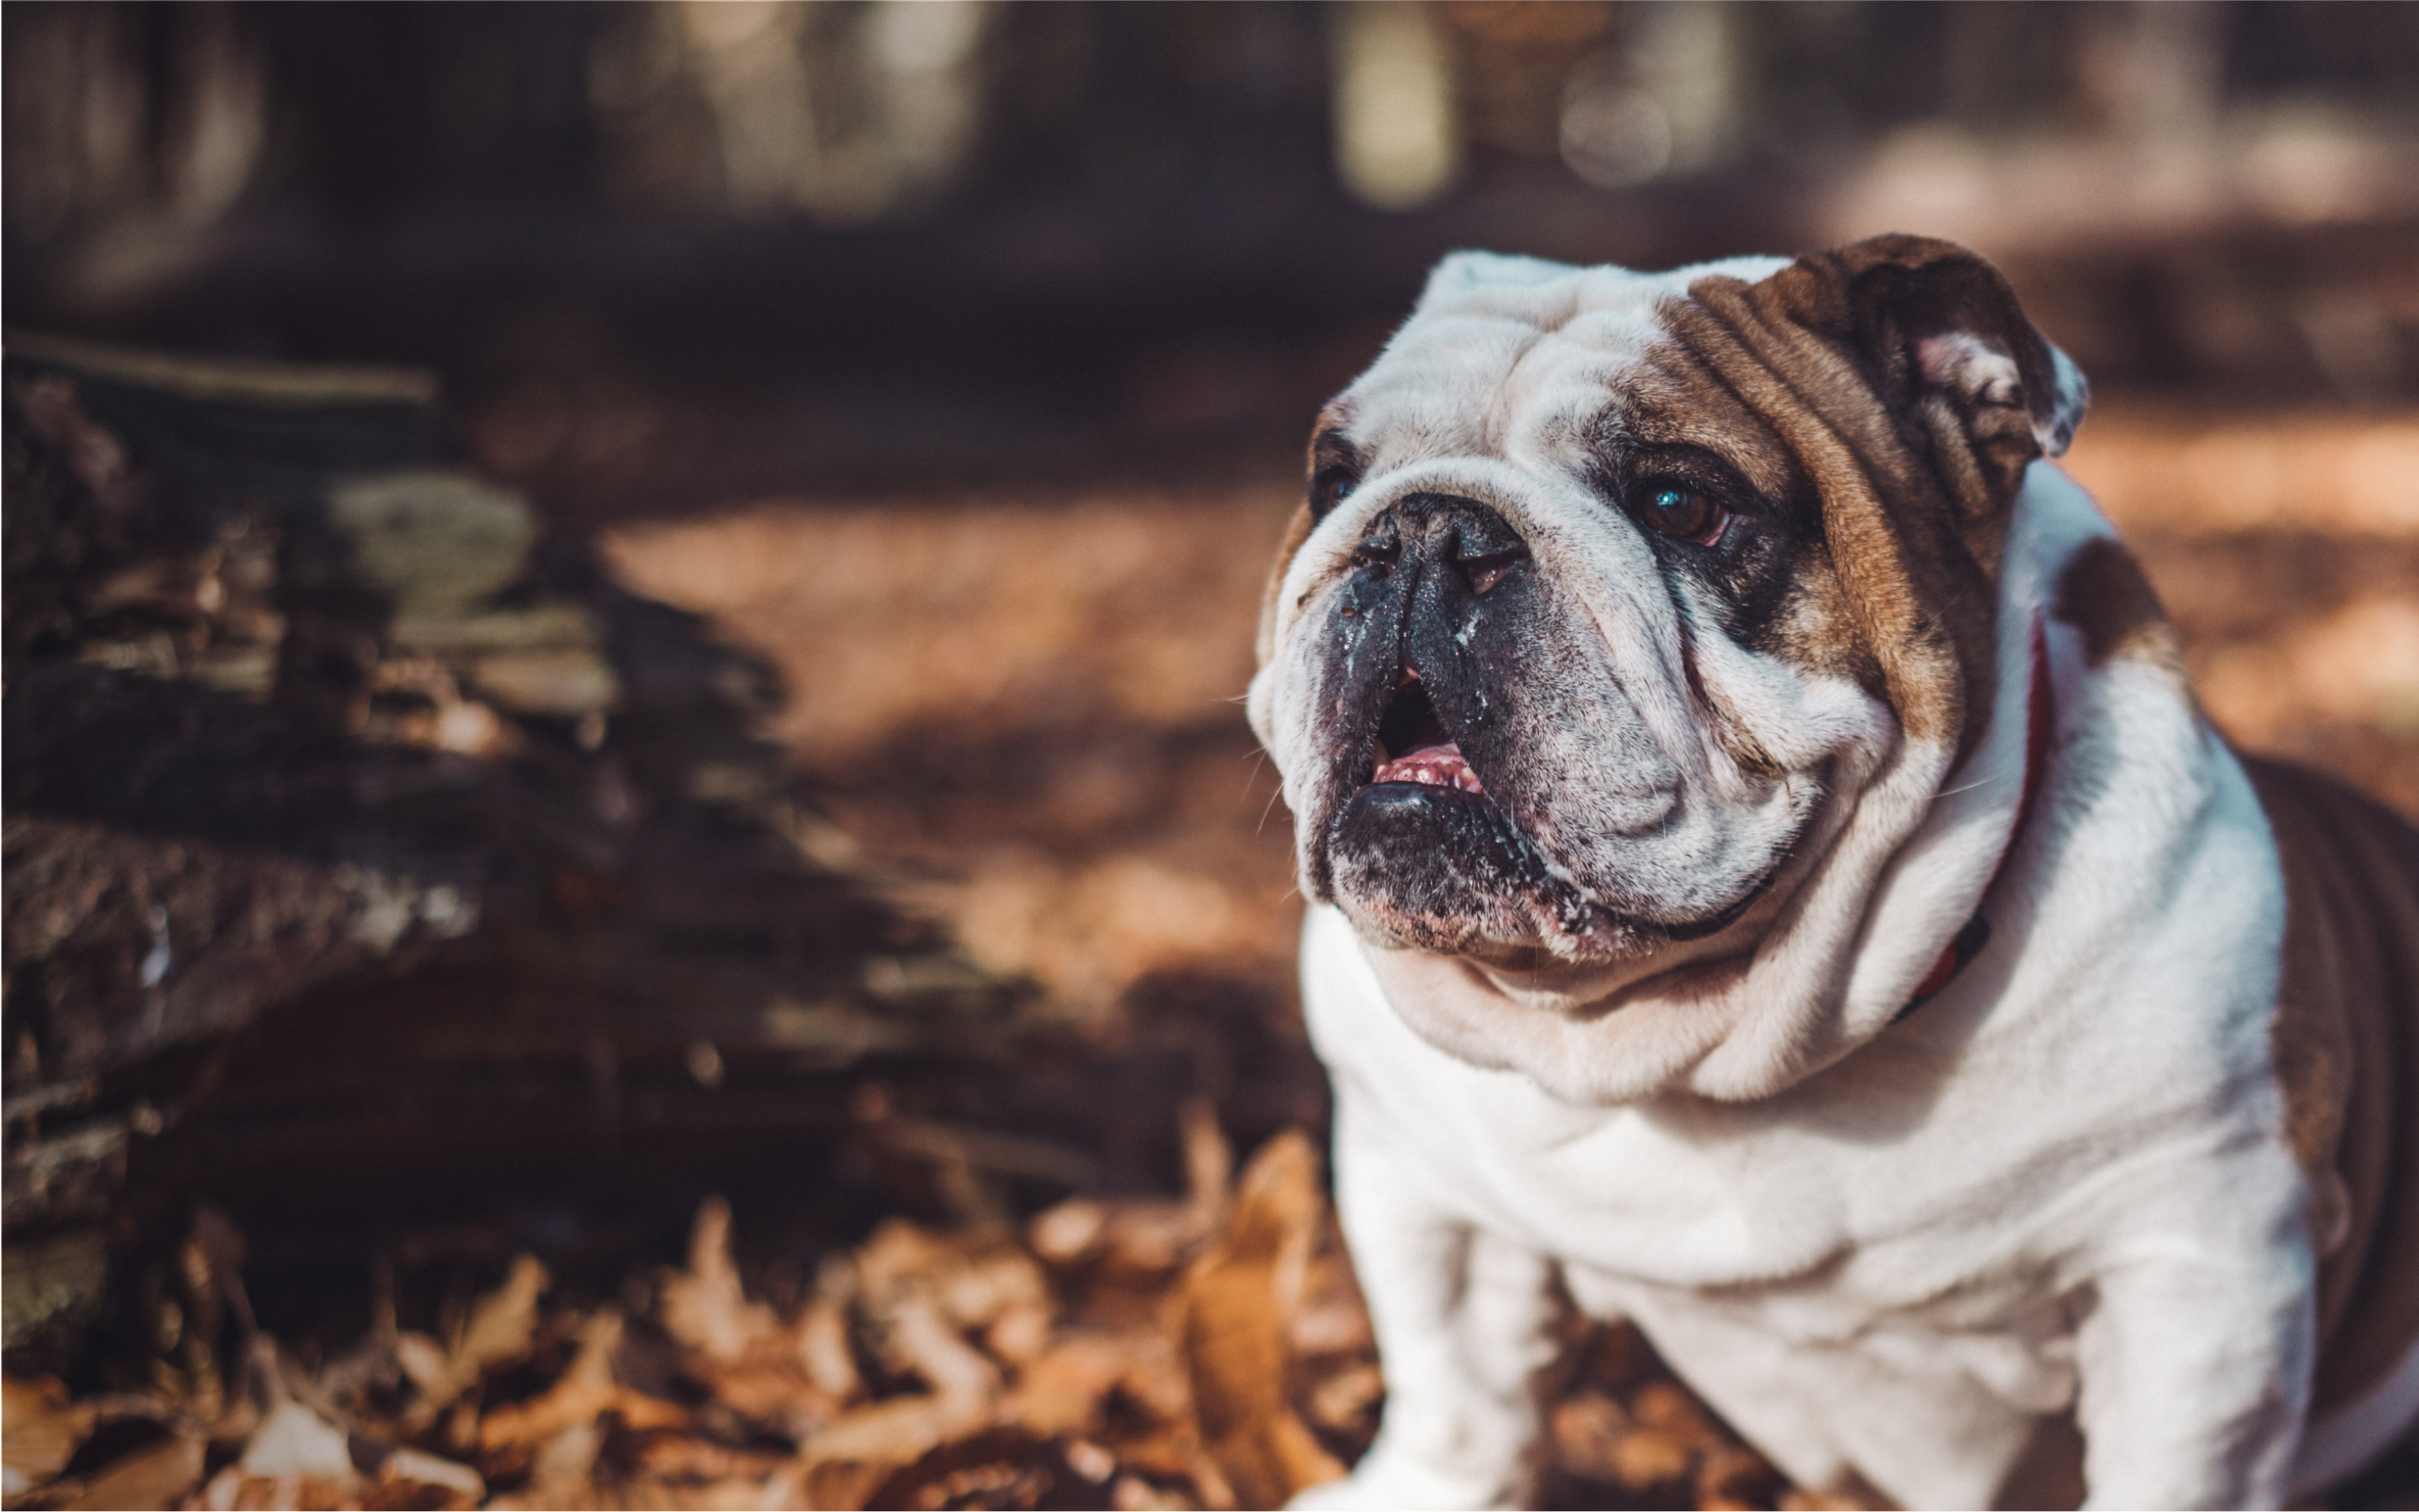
<box><xmin>1359</xmin><ymin>493</ymin><xmax>1527</xmax><ymax>595</ymax></box>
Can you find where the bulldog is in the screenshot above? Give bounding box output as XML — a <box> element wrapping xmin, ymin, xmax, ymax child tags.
<box><xmin>1246</xmin><ymin>235</ymin><xmax>2419</xmax><ymax>1510</ymax></box>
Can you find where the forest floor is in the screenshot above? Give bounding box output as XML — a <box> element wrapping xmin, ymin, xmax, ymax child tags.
<box><xmin>8</xmin><ymin>398</ymin><xmax>2415</xmax><ymax>1511</ymax></box>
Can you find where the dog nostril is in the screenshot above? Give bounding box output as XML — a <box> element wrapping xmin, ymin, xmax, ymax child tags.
<box><xmin>1462</xmin><ymin>552</ymin><xmax>1521</xmax><ymax>596</ymax></box>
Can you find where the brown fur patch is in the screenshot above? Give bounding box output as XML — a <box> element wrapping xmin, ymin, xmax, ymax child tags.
<box><xmin>1648</xmin><ymin>239</ymin><xmax>2070</xmax><ymax>766</ymax></box>
<box><xmin>1255</xmin><ymin>500</ymin><xmax>1315</xmax><ymax>667</ymax></box>
<box><xmin>2052</xmin><ymin>537</ymin><xmax>2185</xmax><ymax>673</ymax></box>
<box><xmin>2242</xmin><ymin>756</ymin><xmax>2419</xmax><ymax>1413</ymax></box>
<box><xmin>1619</xmin><ymin>341</ymin><xmax>1882</xmax><ymax>702</ymax></box>
<box><xmin>1259</xmin><ymin>400</ymin><xmax>1360</xmax><ymax>666</ymax></box>
<box><xmin>1661</xmin><ymin>260</ymin><xmax>2007</xmax><ymax>758</ymax></box>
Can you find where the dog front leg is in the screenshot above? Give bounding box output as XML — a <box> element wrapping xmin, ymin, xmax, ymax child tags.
<box><xmin>1294</xmin><ymin>1106</ymin><xmax>1558</xmax><ymax>1510</ymax></box>
<box><xmin>2071</xmin><ymin>1247</ymin><xmax>2312</xmax><ymax>1509</ymax></box>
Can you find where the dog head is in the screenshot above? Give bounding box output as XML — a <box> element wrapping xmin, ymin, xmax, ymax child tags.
<box><xmin>1249</xmin><ymin>235</ymin><xmax>2087</xmax><ymax>1100</ymax></box>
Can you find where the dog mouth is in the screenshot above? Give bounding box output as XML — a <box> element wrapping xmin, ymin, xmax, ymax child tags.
<box><xmin>1327</xmin><ymin>662</ymin><xmax>1793</xmax><ymax>955</ymax></box>
<box><xmin>1369</xmin><ymin>674</ymin><xmax>1488</xmax><ymax>796</ymax></box>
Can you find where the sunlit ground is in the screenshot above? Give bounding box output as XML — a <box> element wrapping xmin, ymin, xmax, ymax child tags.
<box><xmin>604</xmin><ymin>405</ymin><xmax>2419</xmax><ymax>1021</ymax></box>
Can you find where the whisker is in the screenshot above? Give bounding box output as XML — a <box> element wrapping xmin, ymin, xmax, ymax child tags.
<box><xmin>1934</xmin><ymin>772</ymin><xmax>2016</xmax><ymax>801</ymax></box>
<box><xmin>1257</xmin><ymin>782</ymin><xmax>1288</xmax><ymax>837</ymax></box>
<box><xmin>1239</xmin><ymin>749</ymin><xmax>1270</xmax><ymax>802</ymax></box>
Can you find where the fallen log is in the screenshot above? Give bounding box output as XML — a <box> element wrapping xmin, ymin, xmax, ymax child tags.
<box><xmin>2</xmin><ymin>332</ymin><xmax>1060</xmax><ymax>1369</ymax></box>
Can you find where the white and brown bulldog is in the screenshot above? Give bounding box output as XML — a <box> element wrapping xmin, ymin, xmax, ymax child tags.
<box><xmin>1247</xmin><ymin>234</ymin><xmax>2419</xmax><ymax>1510</ymax></box>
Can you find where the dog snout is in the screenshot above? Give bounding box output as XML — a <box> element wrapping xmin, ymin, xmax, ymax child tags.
<box><xmin>1360</xmin><ymin>493</ymin><xmax>1528</xmax><ymax>597</ymax></box>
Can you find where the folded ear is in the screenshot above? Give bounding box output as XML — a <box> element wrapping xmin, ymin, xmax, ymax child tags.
<box><xmin>1807</xmin><ymin>233</ymin><xmax>2088</xmax><ymax>480</ymax></box>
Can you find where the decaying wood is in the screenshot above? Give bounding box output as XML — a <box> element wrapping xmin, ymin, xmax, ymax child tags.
<box><xmin>2</xmin><ymin>332</ymin><xmax>1058</xmax><ymax>1368</ymax></box>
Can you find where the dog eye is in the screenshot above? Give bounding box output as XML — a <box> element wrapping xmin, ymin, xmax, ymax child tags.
<box><xmin>1310</xmin><ymin>464</ymin><xmax>1360</xmax><ymax>519</ymax></box>
<box><xmin>1640</xmin><ymin>484</ymin><xmax>1726</xmax><ymax>545</ymax></box>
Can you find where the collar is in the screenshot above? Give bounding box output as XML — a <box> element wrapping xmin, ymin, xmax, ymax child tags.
<box><xmin>1898</xmin><ymin>615</ymin><xmax>2055</xmax><ymax>1018</ymax></box>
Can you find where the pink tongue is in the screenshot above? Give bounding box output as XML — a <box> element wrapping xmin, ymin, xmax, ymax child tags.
<box><xmin>1374</xmin><ymin>741</ymin><xmax>1486</xmax><ymax>795</ymax></box>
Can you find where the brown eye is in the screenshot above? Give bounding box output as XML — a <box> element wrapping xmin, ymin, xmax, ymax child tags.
<box><xmin>1311</xmin><ymin>464</ymin><xmax>1360</xmax><ymax>518</ymax></box>
<box><xmin>1641</xmin><ymin>484</ymin><xmax>1725</xmax><ymax>543</ymax></box>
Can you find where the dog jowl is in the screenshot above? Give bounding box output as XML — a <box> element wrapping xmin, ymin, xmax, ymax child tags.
<box><xmin>1250</xmin><ymin>236</ymin><xmax>2419</xmax><ymax>1509</ymax></box>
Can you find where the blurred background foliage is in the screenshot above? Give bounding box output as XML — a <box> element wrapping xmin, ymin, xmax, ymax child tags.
<box><xmin>8</xmin><ymin>0</ymin><xmax>2419</xmax><ymax>510</ymax></box>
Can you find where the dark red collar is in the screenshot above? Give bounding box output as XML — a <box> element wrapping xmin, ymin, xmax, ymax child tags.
<box><xmin>1900</xmin><ymin>616</ymin><xmax>2055</xmax><ymax>1016</ymax></box>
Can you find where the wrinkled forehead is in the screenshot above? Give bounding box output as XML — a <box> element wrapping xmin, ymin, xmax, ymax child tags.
<box><xmin>1341</xmin><ymin>251</ymin><xmax>1793</xmax><ymax>457</ymax></box>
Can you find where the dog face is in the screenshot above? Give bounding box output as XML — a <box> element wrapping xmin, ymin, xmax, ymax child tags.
<box><xmin>1251</xmin><ymin>238</ymin><xmax>2087</xmax><ymax>1064</ymax></box>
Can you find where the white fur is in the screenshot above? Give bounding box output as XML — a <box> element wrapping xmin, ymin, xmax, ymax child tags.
<box><xmin>1250</xmin><ymin>256</ymin><xmax>2056</xmax><ymax>1103</ymax></box>
<box><xmin>1260</xmin><ymin>254</ymin><xmax>2386</xmax><ymax>1508</ymax></box>
<box><xmin>1296</xmin><ymin>469</ymin><xmax>2316</xmax><ymax>1509</ymax></box>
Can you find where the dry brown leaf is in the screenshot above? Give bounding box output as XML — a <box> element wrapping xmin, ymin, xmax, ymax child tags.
<box><xmin>625</xmin><ymin>1434</ymin><xmax>788</xmax><ymax>1484</ymax></box>
<box><xmin>700</xmin><ymin>1361</ymin><xmax>840</xmax><ymax>1438</ymax></box>
<box><xmin>479</xmin><ymin>1310</ymin><xmax>687</xmax><ymax>1452</ymax></box>
<box><xmin>1632</xmin><ymin>1377</ymin><xmax>1719</xmax><ymax>1437</ymax></box>
<box><xmin>888</xmin><ymin>1295</ymin><xmax>1003</xmax><ymax>1408</ymax></box>
<box><xmin>1180</xmin><ymin>1130</ymin><xmax>1345</xmax><ymax>1509</ymax></box>
<box><xmin>1028</xmin><ymin>1199</ymin><xmax>1112</xmax><ymax>1266</ymax></box>
<box><xmin>1110</xmin><ymin>1472</ymin><xmax>1201</xmax><ymax>1510</ymax></box>
<box><xmin>405</xmin><ymin>1253</ymin><xmax>549</xmax><ymax>1426</ymax></box>
<box><xmin>2</xmin><ymin>1375</ymin><xmax>97</xmax><ymax>1498</ymax></box>
<box><xmin>659</xmin><ymin>1198</ymin><xmax>782</xmax><ymax>1363</ymax></box>
<box><xmin>800</xmin><ymin>1392</ymin><xmax>986</xmax><ymax>1469</ymax></box>
<box><xmin>860</xmin><ymin>1426</ymin><xmax>1114</xmax><ymax>1512</ymax></box>
<box><xmin>524</xmin><ymin>1419</ymin><xmax>603</xmax><ymax>1501</ymax></box>
<box><xmin>761</xmin><ymin>1457</ymin><xmax>892</xmax><ymax>1512</ymax></box>
<box><xmin>1285</xmin><ymin>1248</ymin><xmax>1374</xmax><ymax>1361</ymax></box>
<box><xmin>1550</xmin><ymin>1389</ymin><xmax>1630</xmax><ymax>1476</ymax></box>
<box><xmin>1551</xmin><ymin>1388</ymin><xmax>1721</xmax><ymax>1494</ymax></box>
<box><xmin>58</xmin><ymin>1432</ymin><xmax>203</xmax><ymax>1511</ymax></box>
<box><xmin>193</xmin><ymin>1465</ymin><xmax>361</xmax><ymax>1511</ymax></box>
<box><xmin>1302</xmin><ymin>1363</ymin><xmax>1382</xmax><ymax>1436</ymax></box>
<box><xmin>238</xmin><ymin>1400</ymin><xmax>357</xmax><ymax>1485</ymax></box>
<box><xmin>392</xmin><ymin>1332</ymin><xmax>453</xmax><ymax>1400</ymax></box>
<box><xmin>1002</xmin><ymin>1334</ymin><xmax>1133</xmax><ymax>1439</ymax></box>
<box><xmin>794</xmin><ymin>1297</ymin><xmax>863</xmax><ymax>1404</ymax></box>
<box><xmin>1696</xmin><ymin>1441</ymin><xmax>1783</xmax><ymax>1511</ymax></box>
<box><xmin>374</xmin><ymin>1446</ymin><xmax>484</xmax><ymax>1508</ymax></box>
<box><xmin>455</xmin><ymin>1254</ymin><xmax>549</xmax><ymax>1379</ymax></box>
<box><xmin>1026</xmin><ymin>1103</ymin><xmax>1234</xmax><ymax>1288</ymax></box>
<box><xmin>851</xmin><ymin>1219</ymin><xmax>961</xmax><ymax>1296</ymax></box>
<box><xmin>1175</xmin><ymin>1097</ymin><xmax>1233</xmax><ymax>1232</ymax></box>
<box><xmin>984</xmin><ymin>1302</ymin><xmax>1053</xmax><ymax>1368</ymax></box>
<box><xmin>929</xmin><ymin>1246</ymin><xmax>1051</xmax><ymax>1334</ymax></box>
<box><xmin>1606</xmin><ymin>1426</ymin><xmax>1697</xmax><ymax>1492</ymax></box>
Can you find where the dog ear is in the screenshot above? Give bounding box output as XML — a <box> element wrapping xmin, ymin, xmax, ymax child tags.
<box><xmin>1815</xmin><ymin>233</ymin><xmax>2089</xmax><ymax>467</ymax></box>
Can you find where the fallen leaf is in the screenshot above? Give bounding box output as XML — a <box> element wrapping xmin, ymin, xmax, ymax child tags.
<box><xmin>1003</xmin><ymin>1335</ymin><xmax>1131</xmax><ymax>1440</ymax></box>
<box><xmin>410</xmin><ymin>1253</ymin><xmax>548</xmax><ymax>1422</ymax></box>
<box><xmin>860</xmin><ymin>1426</ymin><xmax>1097</xmax><ymax>1512</ymax></box>
<box><xmin>794</xmin><ymin>1296</ymin><xmax>862</xmax><ymax>1405</ymax></box>
<box><xmin>802</xmin><ymin>1392</ymin><xmax>983</xmax><ymax>1469</ymax></box>
<box><xmin>378</xmin><ymin>1446</ymin><xmax>485</xmax><ymax>1508</ymax></box>
<box><xmin>2</xmin><ymin>1375</ymin><xmax>96</xmax><ymax>1497</ymax></box>
<box><xmin>888</xmin><ymin>1295</ymin><xmax>1002</xmax><ymax>1407</ymax></box>
<box><xmin>238</xmin><ymin>1400</ymin><xmax>357</xmax><ymax>1485</ymax></box>
<box><xmin>393</xmin><ymin>1332</ymin><xmax>453</xmax><ymax>1399</ymax></box>
<box><xmin>480</xmin><ymin>1310</ymin><xmax>687</xmax><ymax>1452</ymax></box>
<box><xmin>1179</xmin><ymin>1131</ymin><xmax>1345</xmax><ymax>1509</ymax></box>
<box><xmin>59</xmin><ymin>1432</ymin><xmax>203</xmax><ymax>1511</ymax></box>
<box><xmin>455</xmin><ymin>1253</ymin><xmax>550</xmax><ymax>1380</ymax></box>
<box><xmin>660</xmin><ymin>1198</ymin><xmax>781</xmax><ymax>1363</ymax></box>
<box><xmin>1302</xmin><ymin>1363</ymin><xmax>1382</xmax><ymax>1436</ymax></box>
